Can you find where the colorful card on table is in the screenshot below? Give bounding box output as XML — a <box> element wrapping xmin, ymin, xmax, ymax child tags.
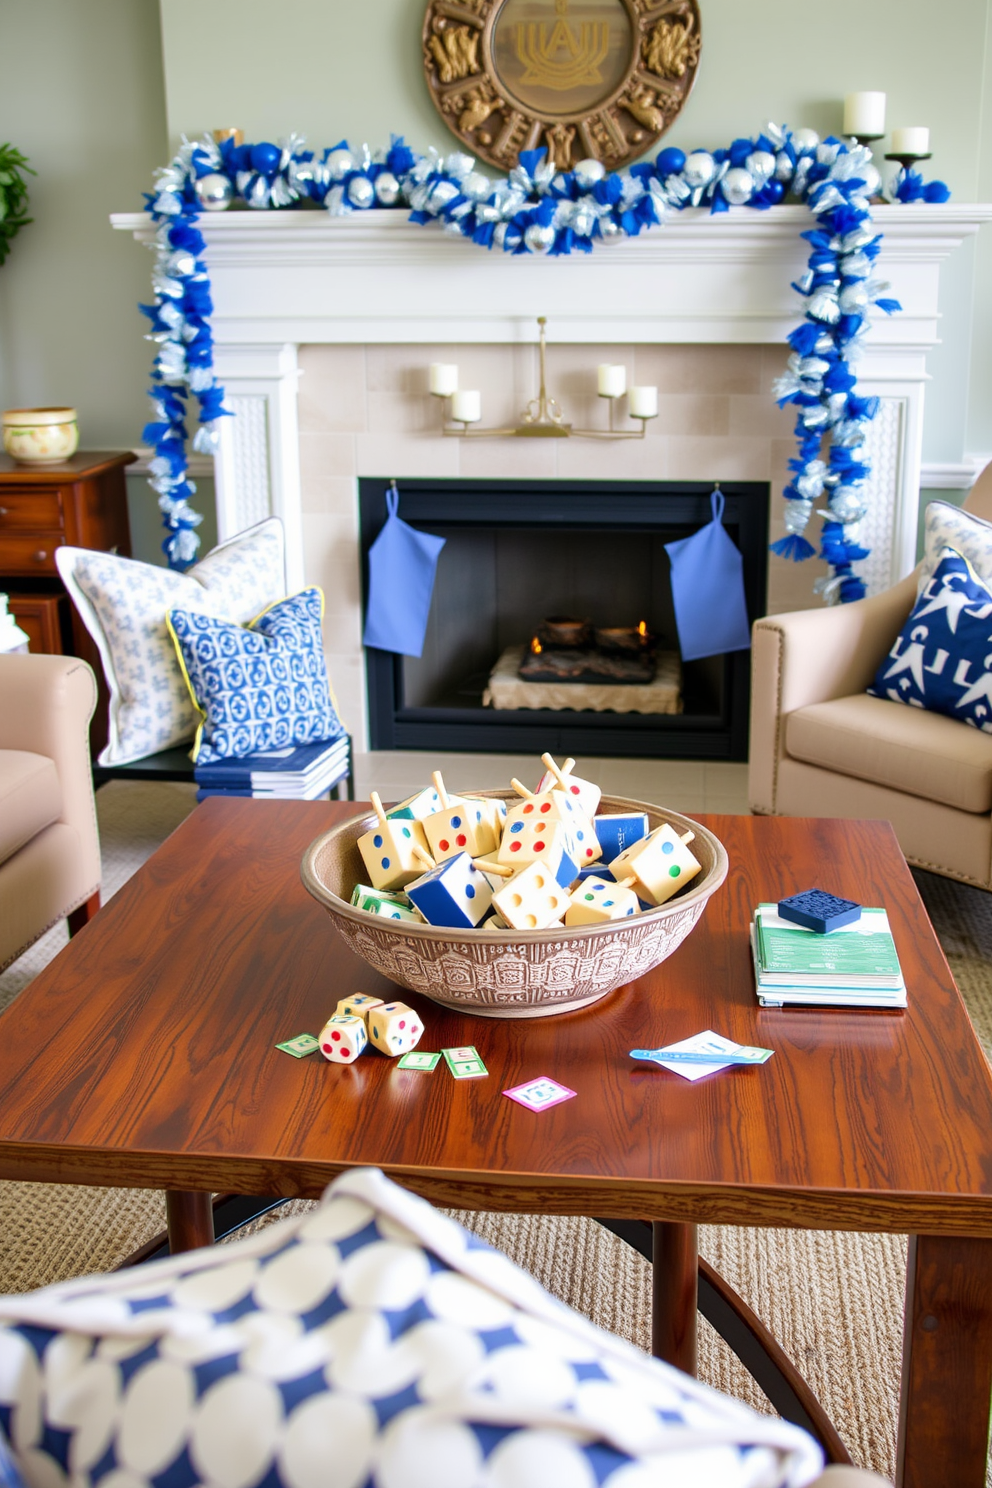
<box><xmin>276</xmin><ymin>1033</ymin><xmax>319</xmax><ymax>1058</ymax></box>
<box><xmin>397</xmin><ymin>1050</ymin><xmax>441</xmax><ymax>1071</ymax></box>
<box><xmin>442</xmin><ymin>1046</ymin><xmax>488</xmax><ymax>1080</ymax></box>
<box><xmin>630</xmin><ymin>1030</ymin><xmax>773</xmax><ymax>1081</ymax></box>
<box><xmin>503</xmin><ymin>1077</ymin><xmax>576</xmax><ymax>1112</ymax></box>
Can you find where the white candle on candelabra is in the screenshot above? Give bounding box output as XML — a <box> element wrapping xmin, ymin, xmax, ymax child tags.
<box><xmin>598</xmin><ymin>364</ymin><xmax>626</xmax><ymax>398</ymax></box>
<box><xmin>451</xmin><ymin>389</ymin><xmax>481</xmax><ymax>423</ymax></box>
<box><xmin>429</xmin><ymin>363</ymin><xmax>459</xmax><ymax>397</ymax></box>
<box><xmin>628</xmin><ymin>386</ymin><xmax>658</xmax><ymax>419</ymax></box>
<box><xmin>891</xmin><ymin>127</ymin><xmax>930</xmax><ymax>155</ymax></box>
<box><xmin>843</xmin><ymin>92</ymin><xmax>886</xmax><ymax>136</ymax></box>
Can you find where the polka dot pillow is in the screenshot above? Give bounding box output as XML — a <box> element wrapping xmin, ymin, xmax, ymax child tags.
<box><xmin>0</xmin><ymin>1168</ymin><xmax>823</xmax><ymax>1488</ymax></box>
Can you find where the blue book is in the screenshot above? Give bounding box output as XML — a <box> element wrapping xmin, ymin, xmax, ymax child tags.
<box><xmin>195</xmin><ymin>737</ymin><xmax>347</xmax><ymax>787</ymax></box>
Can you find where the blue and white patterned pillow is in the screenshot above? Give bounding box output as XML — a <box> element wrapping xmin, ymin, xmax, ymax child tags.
<box><xmin>0</xmin><ymin>1168</ymin><xmax>822</xmax><ymax>1488</ymax></box>
<box><xmin>918</xmin><ymin>499</ymin><xmax>992</xmax><ymax>593</ymax></box>
<box><xmin>869</xmin><ymin>546</ymin><xmax>992</xmax><ymax>731</ymax></box>
<box><xmin>168</xmin><ymin>587</ymin><xmax>343</xmax><ymax>763</ymax></box>
<box><xmin>56</xmin><ymin>519</ymin><xmax>286</xmax><ymax>765</ymax></box>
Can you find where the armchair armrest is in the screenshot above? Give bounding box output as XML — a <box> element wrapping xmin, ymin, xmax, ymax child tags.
<box><xmin>749</xmin><ymin>570</ymin><xmax>919</xmax><ymax>815</ymax></box>
<box><xmin>0</xmin><ymin>654</ymin><xmax>101</xmax><ymax>889</ymax></box>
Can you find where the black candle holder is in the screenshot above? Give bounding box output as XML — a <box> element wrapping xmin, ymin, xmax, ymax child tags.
<box><xmin>884</xmin><ymin>152</ymin><xmax>932</xmax><ymax>172</ymax></box>
<box><xmin>846</xmin><ymin>132</ymin><xmax>885</xmax><ymax>149</ymax></box>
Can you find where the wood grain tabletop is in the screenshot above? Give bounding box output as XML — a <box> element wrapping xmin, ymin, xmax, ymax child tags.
<box><xmin>2</xmin><ymin>799</ymin><xmax>990</xmax><ymax>1234</ymax></box>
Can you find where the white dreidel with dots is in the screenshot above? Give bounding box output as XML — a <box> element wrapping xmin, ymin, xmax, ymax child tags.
<box><xmin>539</xmin><ymin>753</ymin><xmax>602</xmax><ymax>819</ymax></box>
<box><xmin>357</xmin><ymin>791</ymin><xmax>435</xmax><ymax>892</ymax></box>
<box><xmin>422</xmin><ymin>770</ymin><xmax>498</xmax><ymax>863</ymax></box>
<box><xmin>611</xmin><ymin>823</ymin><xmax>701</xmax><ymax>906</ymax></box>
<box><xmin>503</xmin><ymin>777</ymin><xmax>600</xmax><ymax>869</ymax></box>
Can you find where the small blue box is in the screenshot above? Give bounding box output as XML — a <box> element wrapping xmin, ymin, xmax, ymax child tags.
<box><xmin>594</xmin><ymin>812</ymin><xmax>649</xmax><ymax>861</ymax></box>
<box><xmin>777</xmin><ymin>889</ymin><xmax>862</xmax><ymax>934</ymax></box>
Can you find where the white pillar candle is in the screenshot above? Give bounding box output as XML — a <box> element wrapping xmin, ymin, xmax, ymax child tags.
<box><xmin>451</xmin><ymin>389</ymin><xmax>481</xmax><ymax>423</ymax></box>
<box><xmin>429</xmin><ymin>363</ymin><xmax>459</xmax><ymax>396</ymax></box>
<box><xmin>843</xmin><ymin>92</ymin><xmax>886</xmax><ymax>136</ymax></box>
<box><xmin>628</xmin><ymin>386</ymin><xmax>658</xmax><ymax>419</ymax></box>
<box><xmin>891</xmin><ymin>127</ymin><xmax>930</xmax><ymax>155</ymax></box>
<box><xmin>598</xmin><ymin>364</ymin><xmax>626</xmax><ymax>398</ymax></box>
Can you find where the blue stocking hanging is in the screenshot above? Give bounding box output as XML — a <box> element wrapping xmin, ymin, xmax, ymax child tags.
<box><xmin>363</xmin><ymin>481</ymin><xmax>446</xmax><ymax>657</ymax></box>
<box><xmin>665</xmin><ymin>488</ymin><xmax>752</xmax><ymax>662</ymax></box>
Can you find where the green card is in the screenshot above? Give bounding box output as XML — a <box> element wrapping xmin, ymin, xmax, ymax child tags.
<box><xmin>442</xmin><ymin>1045</ymin><xmax>488</xmax><ymax>1080</ymax></box>
<box><xmin>397</xmin><ymin>1050</ymin><xmax>441</xmax><ymax>1071</ymax></box>
<box><xmin>276</xmin><ymin>1033</ymin><xmax>319</xmax><ymax>1058</ymax></box>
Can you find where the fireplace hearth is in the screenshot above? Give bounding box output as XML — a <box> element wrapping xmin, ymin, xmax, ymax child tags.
<box><xmin>360</xmin><ymin>477</ymin><xmax>768</xmax><ymax>761</ymax></box>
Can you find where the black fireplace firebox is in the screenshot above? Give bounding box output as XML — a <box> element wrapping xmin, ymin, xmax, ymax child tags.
<box><xmin>360</xmin><ymin>477</ymin><xmax>768</xmax><ymax>761</ymax></box>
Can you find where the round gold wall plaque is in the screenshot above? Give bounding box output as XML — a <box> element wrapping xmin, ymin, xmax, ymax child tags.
<box><xmin>422</xmin><ymin>0</ymin><xmax>701</xmax><ymax>174</ymax></box>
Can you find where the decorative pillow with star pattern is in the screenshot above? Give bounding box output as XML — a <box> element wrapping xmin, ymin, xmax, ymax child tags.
<box><xmin>868</xmin><ymin>546</ymin><xmax>992</xmax><ymax>731</ymax></box>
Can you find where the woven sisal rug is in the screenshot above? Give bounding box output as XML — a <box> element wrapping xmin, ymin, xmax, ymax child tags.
<box><xmin>1</xmin><ymin>783</ymin><xmax>990</xmax><ymax>1482</ymax></box>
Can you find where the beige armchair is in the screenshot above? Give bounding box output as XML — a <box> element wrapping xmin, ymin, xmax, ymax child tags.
<box><xmin>0</xmin><ymin>654</ymin><xmax>102</xmax><ymax>971</ymax></box>
<box><xmin>749</xmin><ymin>476</ymin><xmax>992</xmax><ymax>889</ymax></box>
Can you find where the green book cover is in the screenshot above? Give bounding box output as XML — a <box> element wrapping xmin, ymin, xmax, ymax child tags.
<box><xmin>754</xmin><ymin>905</ymin><xmax>902</xmax><ymax>981</ymax></box>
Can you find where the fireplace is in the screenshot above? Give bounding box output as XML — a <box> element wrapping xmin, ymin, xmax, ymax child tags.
<box><xmin>360</xmin><ymin>477</ymin><xmax>768</xmax><ymax>760</ymax></box>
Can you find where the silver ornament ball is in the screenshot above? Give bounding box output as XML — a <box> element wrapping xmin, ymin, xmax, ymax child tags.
<box><xmin>347</xmin><ymin>175</ymin><xmax>375</xmax><ymax>209</ymax></box>
<box><xmin>524</xmin><ymin>221</ymin><xmax>556</xmax><ymax>254</ymax></box>
<box><xmin>326</xmin><ymin>149</ymin><xmax>355</xmax><ymax>182</ymax></box>
<box><xmin>746</xmin><ymin>150</ymin><xmax>776</xmax><ymax>187</ymax></box>
<box><xmin>861</xmin><ymin>163</ymin><xmax>881</xmax><ymax>196</ymax></box>
<box><xmin>682</xmin><ymin>151</ymin><xmax>716</xmax><ymax>189</ymax></box>
<box><xmin>598</xmin><ymin>216</ymin><xmax>621</xmax><ymax>239</ymax></box>
<box><xmin>374</xmin><ymin>172</ymin><xmax>400</xmax><ymax>206</ymax></box>
<box><xmin>429</xmin><ymin>179</ymin><xmax>459</xmax><ymax>209</ymax></box>
<box><xmin>573</xmin><ymin>158</ymin><xmax>606</xmax><ymax>191</ymax></box>
<box><xmin>571</xmin><ymin>208</ymin><xmax>595</xmax><ymax>237</ymax></box>
<box><xmin>791</xmin><ymin>128</ymin><xmax>820</xmax><ymax>155</ymax></box>
<box><xmin>194</xmin><ymin>172</ymin><xmax>233</xmax><ymax>211</ymax></box>
<box><xmin>721</xmin><ymin>167</ymin><xmax>754</xmax><ymax>205</ymax></box>
<box><xmin>461</xmin><ymin>171</ymin><xmax>491</xmax><ymax>203</ymax></box>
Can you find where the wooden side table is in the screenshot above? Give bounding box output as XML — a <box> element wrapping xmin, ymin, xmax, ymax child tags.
<box><xmin>0</xmin><ymin>450</ymin><xmax>135</xmax><ymax>753</ymax></box>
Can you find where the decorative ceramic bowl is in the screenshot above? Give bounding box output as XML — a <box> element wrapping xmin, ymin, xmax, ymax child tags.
<box><xmin>301</xmin><ymin>792</ymin><xmax>729</xmax><ymax>1019</ymax></box>
<box><xmin>2</xmin><ymin>407</ymin><xmax>78</xmax><ymax>464</ymax></box>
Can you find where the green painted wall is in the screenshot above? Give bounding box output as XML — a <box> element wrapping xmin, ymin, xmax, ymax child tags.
<box><xmin>154</xmin><ymin>0</ymin><xmax>992</xmax><ymax>466</ymax></box>
<box><xmin>0</xmin><ymin>0</ymin><xmax>990</xmax><ymax>574</ymax></box>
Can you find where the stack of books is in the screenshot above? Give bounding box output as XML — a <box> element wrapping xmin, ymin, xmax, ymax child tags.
<box><xmin>194</xmin><ymin>736</ymin><xmax>351</xmax><ymax>802</ymax></box>
<box><xmin>750</xmin><ymin>902</ymin><xmax>906</xmax><ymax>1008</ymax></box>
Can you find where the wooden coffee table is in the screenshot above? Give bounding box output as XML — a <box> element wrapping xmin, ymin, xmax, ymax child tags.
<box><xmin>1</xmin><ymin>799</ymin><xmax>990</xmax><ymax>1487</ymax></box>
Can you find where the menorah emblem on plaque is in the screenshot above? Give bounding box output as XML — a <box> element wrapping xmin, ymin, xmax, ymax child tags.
<box><xmin>422</xmin><ymin>0</ymin><xmax>702</xmax><ymax>175</ymax></box>
<box><xmin>515</xmin><ymin>0</ymin><xmax>610</xmax><ymax>90</ymax></box>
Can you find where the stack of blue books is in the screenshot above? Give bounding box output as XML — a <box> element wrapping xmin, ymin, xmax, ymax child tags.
<box><xmin>194</xmin><ymin>736</ymin><xmax>351</xmax><ymax>802</ymax></box>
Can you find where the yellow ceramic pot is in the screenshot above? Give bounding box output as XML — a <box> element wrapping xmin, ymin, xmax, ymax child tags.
<box><xmin>2</xmin><ymin>407</ymin><xmax>79</xmax><ymax>464</ymax></box>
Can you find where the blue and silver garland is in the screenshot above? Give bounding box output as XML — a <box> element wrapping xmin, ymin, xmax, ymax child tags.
<box><xmin>142</xmin><ymin>126</ymin><xmax>949</xmax><ymax>594</ymax></box>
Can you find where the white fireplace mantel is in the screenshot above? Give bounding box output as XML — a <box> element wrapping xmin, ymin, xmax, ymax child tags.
<box><xmin>112</xmin><ymin>203</ymin><xmax>991</xmax><ymax>745</ymax></box>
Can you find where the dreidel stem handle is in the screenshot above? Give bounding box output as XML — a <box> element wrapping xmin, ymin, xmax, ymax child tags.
<box><xmin>370</xmin><ymin>791</ymin><xmax>389</xmax><ymax>828</ymax></box>
<box><xmin>474</xmin><ymin>859</ymin><xmax>513</xmax><ymax>878</ymax></box>
<box><xmin>412</xmin><ymin>845</ymin><xmax>435</xmax><ymax>870</ymax></box>
<box><xmin>431</xmin><ymin>770</ymin><xmax>449</xmax><ymax>809</ymax></box>
<box><xmin>540</xmin><ymin>752</ymin><xmax>570</xmax><ymax>789</ymax></box>
<box><xmin>510</xmin><ymin>777</ymin><xmax>533</xmax><ymax>798</ymax></box>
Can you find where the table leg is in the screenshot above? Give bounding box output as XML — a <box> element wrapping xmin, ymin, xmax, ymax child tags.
<box><xmin>896</xmin><ymin>1234</ymin><xmax>992</xmax><ymax>1488</ymax></box>
<box><xmin>651</xmin><ymin>1220</ymin><xmax>698</xmax><ymax>1376</ymax></box>
<box><xmin>166</xmin><ymin>1190</ymin><xmax>215</xmax><ymax>1253</ymax></box>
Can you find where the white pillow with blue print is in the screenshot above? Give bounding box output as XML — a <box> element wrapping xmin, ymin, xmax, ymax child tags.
<box><xmin>168</xmin><ymin>586</ymin><xmax>344</xmax><ymax>762</ymax></box>
<box><xmin>918</xmin><ymin>499</ymin><xmax>992</xmax><ymax>593</ymax></box>
<box><xmin>56</xmin><ymin>518</ymin><xmax>287</xmax><ymax>765</ymax></box>
<box><xmin>0</xmin><ymin>1167</ymin><xmax>822</xmax><ymax>1488</ymax></box>
<box><xmin>869</xmin><ymin>546</ymin><xmax>992</xmax><ymax>731</ymax></box>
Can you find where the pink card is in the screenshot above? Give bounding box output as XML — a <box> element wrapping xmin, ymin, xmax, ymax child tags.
<box><xmin>503</xmin><ymin>1077</ymin><xmax>576</xmax><ymax>1112</ymax></box>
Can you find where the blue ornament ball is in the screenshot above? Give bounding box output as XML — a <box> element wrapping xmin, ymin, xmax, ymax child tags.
<box><xmin>250</xmin><ymin>142</ymin><xmax>282</xmax><ymax>177</ymax></box>
<box><xmin>655</xmin><ymin>147</ymin><xmax>687</xmax><ymax>178</ymax></box>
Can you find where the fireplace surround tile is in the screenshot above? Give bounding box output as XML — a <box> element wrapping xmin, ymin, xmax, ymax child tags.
<box><xmin>298</xmin><ymin>345</ymin><xmax>367</xmax><ymax>433</ymax></box>
<box><xmin>632</xmin><ymin>344</ymin><xmax>764</xmax><ymax>395</ymax></box>
<box><xmin>665</xmin><ymin>437</ymin><xmax>770</xmax><ymax>481</ymax></box>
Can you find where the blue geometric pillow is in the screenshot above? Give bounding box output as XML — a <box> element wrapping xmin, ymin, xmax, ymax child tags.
<box><xmin>868</xmin><ymin>546</ymin><xmax>992</xmax><ymax>731</ymax></box>
<box><xmin>168</xmin><ymin>587</ymin><xmax>344</xmax><ymax>763</ymax></box>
